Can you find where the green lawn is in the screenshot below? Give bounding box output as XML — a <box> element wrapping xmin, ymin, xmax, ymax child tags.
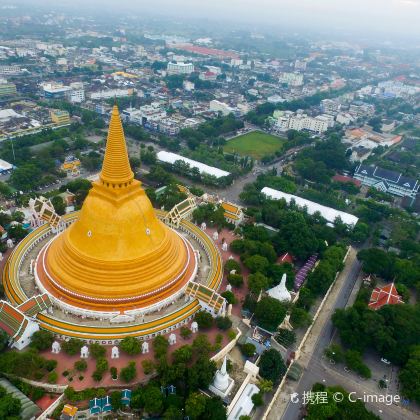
<box><xmin>223</xmin><ymin>131</ymin><xmax>286</xmax><ymax>160</ymax></box>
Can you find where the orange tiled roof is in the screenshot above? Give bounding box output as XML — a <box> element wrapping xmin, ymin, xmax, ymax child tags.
<box><xmin>17</xmin><ymin>294</ymin><xmax>52</xmax><ymax>317</ymax></box>
<box><xmin>0</xmin><ymin>301</ymin><xmax>26</xmax><ymax>338</ymax></box>
<box><xmin>368</xmin><ymin>283</ymin><xmax>403</xmax><ymax>310</ymax></box>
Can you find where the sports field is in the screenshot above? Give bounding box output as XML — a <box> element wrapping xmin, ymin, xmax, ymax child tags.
<box><xmin>223</xmin><ymin>131</ymin><xmax>285</xmax><ymax>160</ymax></box>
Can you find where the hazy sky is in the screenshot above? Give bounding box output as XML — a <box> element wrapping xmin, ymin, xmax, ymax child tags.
<box><xmin>14</xmin><ymin>0</ymin><xmax>420</xmax><ymax>40</ymax></box>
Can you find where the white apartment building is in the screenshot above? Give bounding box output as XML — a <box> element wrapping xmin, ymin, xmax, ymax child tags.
<box><xmin>0</xmin><ymin>65</ymin><xmax>23</xmax><ymax>75</ymax></box>
<box><xmin>349</xmin><ymin>102</ymin><xmax>375</xmax><ymax>118</ymax></box>
<box><xmin>183</xmin><ymin>80</ymin><xmax>195</xmax><ymax>91</ymax></box>
<box><xmin>272</xmin><ymin>110</ymin><xmax>331</xmax><ymax>133</ymax></box>
<box><xmin>166</xmin><ymin>62</ymin><xmax>194</xmax><ymax>75</ymax></box>
<box><xmin>90</xmin><ymin>88</ymin><xmax>135</xmax><ymax>100</ymax></box>
<box><xmin>294</xmin><ymin>60</ymin><xmax>307</xmax><ymax>71</ymax></box>
<box><xmin>69</xmin><ymin>89</ymin><xmax>85</xmax><ymax>103</ymax></box>
<box><xmin>209</xmin><ymin>100</ymin><xmax>235</xmax><ymax>116</ymax></box>
<box><xmin>336</xmin><ymin>113</ymin><xmax>354</xmax><ymax>126</ymax></box>
<box><xmin>288</xmin><ymin>114</ymin><xmax>330</xmax><ymax>134</ymax></box>
<box><xmin>320</xmin><ymin>99</ymin><xmax>341</xmax><ymax>115</ymax></box>
<box><xmin>278</xmin><ymin>72</ymin><xmax>304</xmax><ymax>86</ymax></box>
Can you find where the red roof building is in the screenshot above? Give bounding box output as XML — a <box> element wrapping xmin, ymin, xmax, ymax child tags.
<box><xmin>277</xmin><ymin>253</ymin><xmax>294</xmax><ymax>265</ymax></box>
<box><xmin>368</xmin><ymin>283</ymin><xmax>404</xmax><ymax>310</ymax></box>
<box><xmin>332</xmin><ymin>174</ymin><xmax>361</xmax><ymax>187</ymax></box>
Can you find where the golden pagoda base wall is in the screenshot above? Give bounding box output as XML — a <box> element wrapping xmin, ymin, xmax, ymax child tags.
<box><xmin>3</xmin><ymin>212</ymin><xmax>223</xmax><ymax>341</ymax></box>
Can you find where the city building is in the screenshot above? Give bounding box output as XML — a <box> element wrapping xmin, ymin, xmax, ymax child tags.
<box><xmin>166</xmin><ymin>61</ymin><xmax>195</xmax><ymax>75</ymax></box>
<box><xmin>0</xmin><ymin>65</ymin><xmax>24</xmax><ymax>75</ymax></box>
<box><xmin>288</xmin><ymin>113</ymin><xmax>330</xmax><ymax>134</ymax></box>
<box><xmin>90</xmin><ymin>88</ymin><xmax>134</xmax><ymax>100</ymax></box>
<box><xmin>50</xmin><ymin>109</ymin><xmax>70</xmax><ymax>125</ymax></box>
<box><xmin>0</xmin><ymin>79</ymin><xmax>17</xmax><ymax>97</ymax></box>
<box><xmin>294</xmin><ymin>59</ymin><xmax>307</xmax><ymax>71</ymax></box>
<box><xmin>354</xmin><ymin>165</ymin><xmax>419</xmax><ymax>198</ymax></box>
<box><xmin>320</xmin><ymin>99</ymin><xmax>341</xmax><ymax>115</ymax></box>
<box><xmin>349</xmin><ymin>101</ymin><xmax>375</xmax><ymax>118</ymax></box>
<box><xmin>210</xmin><ymin>99</ymin><xmax>235</xmax><ymax>116</ymax></box>
<box><xmin>42</xmin><ymin>82</ymin><xmax>71</xmax><ymax>99</ymax></box>
<box><xmin>278</xmin><ymin>72</ymin><xmax>304</xmax><ymax>86</ymax></box>
<box><xmin>183</xmin><ymin>80</ymin><xmax>195</xmax><ymax>91</ymax></box>
<box><xmin>199</xmin><ymin>71</ymin><xmax>217</xmax><ymax>81</ymax></box>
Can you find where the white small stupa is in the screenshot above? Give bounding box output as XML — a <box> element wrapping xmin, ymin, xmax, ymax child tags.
<box><xmin>267</xmin><ymin>273</ymin><xmax>291</xmax><ymax>302</ymax></box>
<box><xmin>209</xmin><ymin>356</ymin><xmax>235</xmax><ymax>398</ymax></box>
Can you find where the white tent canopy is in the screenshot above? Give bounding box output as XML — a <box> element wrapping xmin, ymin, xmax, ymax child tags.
<box><xmin>157</xmin><ymin>151</ymin><xmax>230</xmax><ymax>179</ymax></box>
<box><xmin>261</xmin><ymin>187</ymin><xmax>359</xmax><ymax>227</ymax></box>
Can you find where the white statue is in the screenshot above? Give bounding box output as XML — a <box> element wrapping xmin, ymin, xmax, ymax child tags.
<box><xmin>0</xmin><ymin>253</ymin><xmax>3</xmax><ymax>261</ymax></box>
<box><xmin>222</xmin><ymin>242</ymin><xmax>228</xmax><ymax>252</ymax></box>
<box><xmin>142</xmin><ymin>341</ymin><xmax>149</xmax><ymax>354</ymax></box>
<box><xmin>213</xmin><ymin>231</ymin><xmax>219</xmax><ymax>241</ymax></box>
<box><xmin>227</xmin><ymin>303</ymin><xmax>232</xmax><ymax>316</ymax></box>
<box><xmin>51</xmin><ymin>341</ymin><xmax>61</xmax><ymax>354</ymax></box>
<box><xmin>29</xmin><ymin>259</ymin><xmax>34</xmax><ymax>274</ymax></box>
<box><xmin>201</xmin><ymin>222</ymin><xmax>207</xmax><ymax>230</ymax></box>
<box><xmin>168</xmin><ymin>333</ymin><xmax>176</xmax><ymax>345</ymax></box>
<box><xmin>225</xmin><ymin>284</ymin><xmax>232</xmax><ymax>292</ymax></box>
<box><xmin>6</xmin><ymin>239</ymin><xmax>13</xmax><ymax>249</ymax></box>
<box><xmin>111</xmin><ymin>346</ymin><xmax>119</xmax><ymax>359</ymax></box>
<box><xmin>80</xmin><ymin>345</ymin><xmax>89</xmax><ymax>358</ymax></box>
<box><xmin>191</xmin><ymin>321</ymin><xmax>198</xmax><ymax>333</ymax></box>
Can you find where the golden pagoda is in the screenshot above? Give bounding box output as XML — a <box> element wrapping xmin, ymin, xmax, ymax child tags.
<box><xmin>39</xmin><ymin>106</ymin><xmax>195</xmax><ymax>311</ymax></box>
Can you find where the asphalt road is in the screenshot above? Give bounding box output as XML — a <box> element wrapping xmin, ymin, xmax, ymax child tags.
<box><xmin>280</xmin><ymin>256</ymin><xmax>418</xmax><ymax>420</ymax></box>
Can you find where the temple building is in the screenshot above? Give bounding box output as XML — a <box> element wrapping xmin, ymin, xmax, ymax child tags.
<box><xmin>3</xmin><ymin>106</ymin><xmax>223</xmax><ymax>342</ymax></box>
<box><xmin>36</xmin><ymin>106</ymin><xmax>197</xmax><ymax>315</ymax></box>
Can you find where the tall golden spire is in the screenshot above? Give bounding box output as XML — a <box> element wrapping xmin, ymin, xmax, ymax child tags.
<box><xmin>100</xmin><ymin>105</ymin><xmax>134</xmax><ymax>186</ymax></box>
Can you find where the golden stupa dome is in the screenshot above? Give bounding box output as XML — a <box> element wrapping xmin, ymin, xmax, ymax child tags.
<box><xmin>41</xmin><ymin>106</ymin><xmax>194</xmax><ymax>310</ymax></box>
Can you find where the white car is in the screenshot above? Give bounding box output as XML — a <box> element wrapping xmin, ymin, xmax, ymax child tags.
<box><xmin>381</xmin><ymin>358</ymin><xmax>391</xmax><ymax>365</ymax></box>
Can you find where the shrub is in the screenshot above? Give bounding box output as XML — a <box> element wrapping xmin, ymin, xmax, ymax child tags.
<box><xmin>227</xmin><ymin>273</ymin><xmax>244</xmax><ymax>287</ymax></box>
<box><xmin>180</xmin><ymin>326</ymin><xmax>192</xmax><ymax>339</ymax></box>
<box><xmin>110</xmin><ymin>367</ymin><xmax>118</xmax><ymax>380</ymax></box>
<box><xmin>153</xmin><ymin>336</ymin><xmax>169</xmax><ymax>359</ymax></box>
<box><xmin>78</xmin><ymin>376</ymin><xmax>84</xmax><ymax>381</ymax></box>
<box><xmin>224</xmin><ymin>259</ymin><xmax>241</xmax><ymax>274</ymax></box>
<box><xmin>45</xmin><ymin>359</ymin><xmax>57</xmax><ymax>372</ymax></box>
<box><xmin>228</xmin><ymin>330</ymin><xmax>237</xmax><ymax>341</ymax></box>
<box><xmin>215</xmin><ymin>316</ymin><xmax>232</xmax><ymax>331</ymax></box>
<box><xmin>34</xmin><ymin>372</ymin><xmax>44</xmax><ymax>381</ymax></box>
<box><xmin>221</xmin><ymin>291</ymin><xmax>236</xmax><ymax>304</ymax></box>
<box><xmin>241</xmin><ymin>343</ymin><xmax>256</xmax><ymax>357</ymax></box>
<box><xmin>194</xmin><ymin>311</ymin><xmax>214</xmax><ymax>330</ymax></box>
<box><xmin>252</xmin><ymin>392</ymin><xmax>264</xmax><ymax>407</ymax></box>
<box><xmin>92</xmin><ymin>371</ymin><xmax>103</xmax><ymax>382</ymax></box>
<box><xmin>62</xmin><ymin>370</ymin><xmax>69</xmax><ymax>377</ymax></box>
<box><xmin>90</xmin><ymin>343</ymin><xmax>106</xmax><ymax>359</ymax></box>
<box><xmin>120</xmin><ymin>336</ymin><xmax>141</xmax><ymax>355</ymax></box>
<box><xmin>31</xmin><ymin>387</ymin><xmax>45</xmax><ymax>401</ymax></box>
<box><xmin>62</xmin><ymin>338</ymin><xmax>83</xmax><ymax>356</ymax></box>
<box><xmin>141</xmin><ymin>359</ymin><xmax>154</xmax><ymax>375</ymax></box>
<box><xmin>120</xmin><ymin>361</ymin><xmax>137</xmax><ymax>383</ymax></box>
<box><xmin>275</xmin><ymin>329</ymin><xmax>296</xmax><ymax>348</ymax></box>
<box><xmin>29</xmin><ymin>330</ymin><xmax>54</xmax><ymax>351</ymax></box>
<box><xmin>47</xmin><ymin>371</ymin><xmax>58</xmax><ymax>384</ymax></box>
<box><xmin>95</xmin><ymin>358</ymin><xmax>109</xmax><ymax>374</ymax></box>
<box><xmin>74</xmin><ymin>360</ymin><xmax>88</xmax><ymax>372</ymax></box>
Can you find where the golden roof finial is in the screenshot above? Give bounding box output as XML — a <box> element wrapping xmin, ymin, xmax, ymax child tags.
<box><xmin>100</xmin><ymin>105</ymin><xmax>134</xmax><ymax>186</ymax></box>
